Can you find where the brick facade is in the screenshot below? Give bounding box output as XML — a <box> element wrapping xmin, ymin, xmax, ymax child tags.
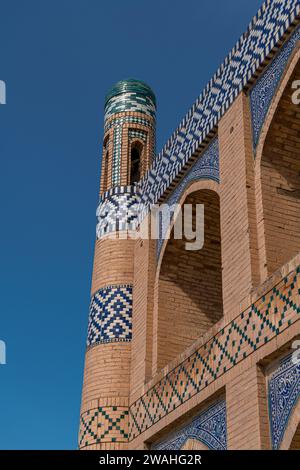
<box><xmin>79</xmin><ymin>1</ymin><xmax>300</xmax><ymax>450</ymax></box>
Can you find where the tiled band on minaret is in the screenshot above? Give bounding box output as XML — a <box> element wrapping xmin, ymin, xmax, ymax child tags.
<box><xmin>79</xmin><ymin>80</ymin><xmax>156</xmax><ymax>449</ymax></box>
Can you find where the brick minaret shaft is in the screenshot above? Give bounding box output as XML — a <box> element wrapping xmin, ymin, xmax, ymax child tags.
<box><xmin>79</xmin><ymin>79</ymin><xmax>156</xmax><ymax>450</ymax></box>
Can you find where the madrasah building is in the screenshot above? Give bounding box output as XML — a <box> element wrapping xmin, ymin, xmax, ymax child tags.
<box><xmin>79</xmin><ymin>0</ymin><xmax>300</xmax><ymax>450</ymax></box>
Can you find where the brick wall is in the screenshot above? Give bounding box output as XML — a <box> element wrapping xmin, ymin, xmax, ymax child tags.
<box><xmin>91</xmin><ymin>237</ymin><xmax>135</xmax><ymax>295</ymax></box>
<box><xmin>260</xmin><ymin>61</ymin><xmax>300</xmax><ymax>276</ymax></box>
<box><xmin>219</xmin><ymin>93</ymin><xmax>259</xmax><ymax>320</ymax></box>
<box><xmin>154</xmin><ymin>189</ymin><xmax>223</xmax><ymax>371</ymax></box>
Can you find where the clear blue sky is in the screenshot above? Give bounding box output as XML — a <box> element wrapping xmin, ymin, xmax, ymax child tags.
<box><xmin>0</xmin><ymin>0</ymin><xmax>263</xmax><ymax>449</ymax></box>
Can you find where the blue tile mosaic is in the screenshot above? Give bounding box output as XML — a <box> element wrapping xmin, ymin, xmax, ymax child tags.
<box><xmin>152</xmin><ymin>400</ymin><xmax>227</xmax><ymax>450</ymax></box>
<box><xmin>138</xmin><ymin>0</ymin><xmax>300</xmax><ymax>210</ymax></box>
<box><xmin>96</xmin><ymin>186</ymin><xmax>139</xmax><ymax>239</ymax></box>
<box><xmin>87</xmin><ymin>285</ymin><xmax>133</xmax><ymax>347</ymax></box>
<box><xmin>250</xmin><ymin>24</ymin><xmax>300</xmax><ymax>150</ymax></box>
<box><xmin>268</xmin><ymin>352</ymin><xmax>300</xmax><ymax>449</ymax></box>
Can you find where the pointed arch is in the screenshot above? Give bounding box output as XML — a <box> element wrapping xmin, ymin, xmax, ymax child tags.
<box><xmin>254</xmin><ymin>48</ymin><xmax>300</xmax><ymax>281</ymax></box>
<box><xmin>153</xmin><ymin>180</ymin><xmax>223</xmax><ymax>372</ymax></box>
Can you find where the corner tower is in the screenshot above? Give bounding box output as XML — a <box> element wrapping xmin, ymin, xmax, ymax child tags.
<box><xmin>79</xmin><ymin>79</ymin><xmax>156</xmax><ymax>450</ymax></box>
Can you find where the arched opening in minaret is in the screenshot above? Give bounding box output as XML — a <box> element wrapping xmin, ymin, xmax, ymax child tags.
<box><xmin>130</xmin><ymin>141</ymin><xmax>143</xmax><ymax>184</ymax></box>
<box><xmin>258</xmin><ymin>59</ymin><xmax>300</xmax><ymax>277</ymax></box>
<box><xmin>155</xmin><ymin>188</ymin><xmax>223</xmax><ymax>371</ymax></box>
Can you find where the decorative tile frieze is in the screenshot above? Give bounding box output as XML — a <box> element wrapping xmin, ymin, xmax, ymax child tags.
<box><xmin>129</xmin><ymin>265</ymin><xmax>300</xmax><ymax>440</ymax></box>
<box><xmin>152</xmin><ymin>400</ymin><xmax>227</xmax><ymax>450</ymax></box>
<box><xmin>268</xmin><ymin>352</ymin><xmax>300</xmax><ymax>449</ymax></box>
<box><xmin>250</xmin><ymin>24</ymin><xmax>300</xmax><ymax>150</ymax></box>
<box><xmin>87</xmin><ymin>285</ymin><xmax>133</xmax><ymax>347</ymax></box>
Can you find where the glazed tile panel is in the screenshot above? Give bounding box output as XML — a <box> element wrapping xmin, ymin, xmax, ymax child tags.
<box><xmin>152</xmin><ymin>400</ymin><xmax>227</xmax><ymax>450</ymax></box>
<box><xmin>250</xmin><ymin>24</ymin><xmax>300</xmax><ymax>150</ymax></box>
<box><xmin>96</xmin><ymin>186</ymin><xmax>140</xmax><ymax>239</ymax></box>
<box><xmin>129</xmin><ymin>265</ymin><xmax>300</xmax><ymax>439</ymax></box>
<box><xmin>87</xmin><ymin>285</ymin><xmax>133</xmax><ymax>347</ymax></box>
<box><xmin>139</xmin><ymin>0</ymin><xmax>300</xmax><ymax>209</ymax></box>
<box><xmin>268</xmin><ymin>353</ymin><xmax>300</xmax><ymax>449</ymax></box>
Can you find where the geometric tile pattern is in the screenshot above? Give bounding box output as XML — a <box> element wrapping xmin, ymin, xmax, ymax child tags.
<box><xmin>105</xmin><ymin>91</ymin><xmax>156</xmax><ymax>120</ymax></box>
<box><xmin>79</xmin><ymin>406</ymin><xmax>129</xmax><ymax>448</ymax></box>
<box><xmin>157</xmin><ymin>138</ymin><xmax>219</xmax><ymax>258</ymax></box>
<box><xmin>138</xmin><ymin>0</ymin><xmax>300</xmax><ymax>210</ymax></box>
<box><xmin>129</xmin><ymin>265</ymin><xmax>300</xmax><ymax>439</ymax></box>
<box><xmin>152</xmin><ymin>400</ymin><xmax>227</xmax><ymax>450</ymax></box>
<box><xmin>96</xmin><ymin>186</ymin><xmax>140</xmax><ymax>239</ymax></box>
<box><xmin>250</xmin><ymin>24</ymin><xmax>300</xmax><ymax>150</ymax></box>
<box><xmin>104</xmin><ymin>116</ymin><xmax>154</xmax><ymax>134</ymax></box>
<box><xmin>87</xmin><ymin>285</ymin><xmax>132</xmax><ymax>347</ymax></box>
<box><xmin>268</xmin><ymin>352</ymin><xmax>300</xmax><ymax>449</ymax></box>
<box><xmin>128</xmin><ymin>129</ymin><xmax>147</xmax><ymax>142</ymax></box>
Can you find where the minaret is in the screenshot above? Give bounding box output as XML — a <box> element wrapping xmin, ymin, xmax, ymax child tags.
<box><xmin>79</xmin><ymin>79</ymin><xmax>156</xmax><ymax>450</ymax></box>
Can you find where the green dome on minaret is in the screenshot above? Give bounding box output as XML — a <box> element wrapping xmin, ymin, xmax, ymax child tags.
<box><xmin>104</xmin><ymin>79</ymin><xmax>156</xmax><ymax>120</ymax></box>
<box><xmin>104</xmin><ymin>78</ymin><xmax>156</xmax><ymax>109</ymax></box>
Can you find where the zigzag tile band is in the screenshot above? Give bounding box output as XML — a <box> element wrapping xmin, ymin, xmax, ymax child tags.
<box><xmin>129</xmin><ymin>265</ymin><xmax>300</xmax><ymax>439</ymax></box>
<box><xmin>87</xmin><ymin>285</ymin><xmax>133</xmax><ymax>347</ymax></box>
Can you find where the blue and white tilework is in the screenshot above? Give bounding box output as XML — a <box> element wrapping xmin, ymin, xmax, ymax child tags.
<box><xmin>156</xmin><ymin>138</ymin><xmax>219</xmax><ymax>258</ymax></box>
<box><xmin>250</xmin><ymin>24</ymin><xmax>300</xmax><ymax>150</ymax></box>
<box><xmin>104</xmin><ymin>116</ymin><xmax>154</xmax><ymax>134</ymax></box>
<box><xmin>87</xmin><ymin>285</ymin><xmax>133</xmax><ymax>347</ymax></box>
<box><xmin>268</xmin><ymin>352</ymin><xmax>300</xmax><ymax>449</ymax></box>
<box><xmin>128</xmin><ymin>129</ymin><xmax>147</xmax><ymax>142</ymax></box>
<box><xmin>152</xmin><ymin>400</ymin><xmax>227</xmax><ymax>450</ymax></box>
<box><xmin>138</xmin><ymin>0</ymin><xmax>300</xmax><ymax>210</ymax></box>
<box><xmin>96</xmin><ymin>186</ymin><xmax>140</xmax><ymax>239</ymax></box>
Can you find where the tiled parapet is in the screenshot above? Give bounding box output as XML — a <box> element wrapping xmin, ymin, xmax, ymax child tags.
<box><xmin>129</xmin><ymin>264</ymin><xmax>300</xmax><ymax>440</ymax></box>
<box><xmin>137</xmin><ymin>0</ymin><xmax>300</xmax><ymax>210</ymax></box>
